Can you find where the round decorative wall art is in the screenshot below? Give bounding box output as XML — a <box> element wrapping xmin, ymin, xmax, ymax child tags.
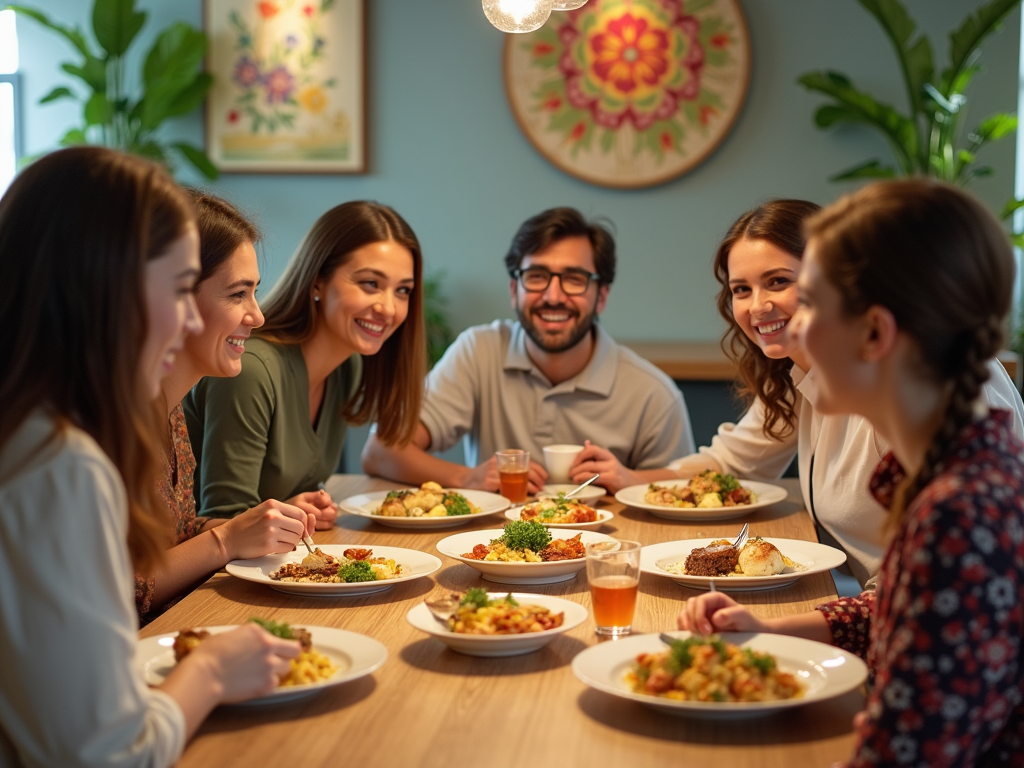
<box><xmin>504</xmin><ymin>0</ymin><xmax>750</xmax><ymax>189</ymax></box>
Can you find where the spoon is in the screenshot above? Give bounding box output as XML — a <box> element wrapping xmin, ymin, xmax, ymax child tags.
<box><xmin>564</xmin><ymin>474</ymin><xmax>601</xmax><ymax>499</ymax></box>
<box><xmin>424</xmin><ymin>592</ymin><xmax>462</xmax><ymax>625</ymax></box>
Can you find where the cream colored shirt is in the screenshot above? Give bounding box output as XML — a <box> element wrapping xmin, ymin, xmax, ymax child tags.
<box><xmin>0</xmin><ymin>412</ymin><xmax>185</xmax><ymax>768</ymax></box>
<box><xmin>421</xmin><ymin>320</ymin><xmax>695</xmax><ymax>468</ymax></box>
<box><xmin>673</xmin><ymin>359</ymin><xmax>1024</xmax><ymax>587</ymax></box>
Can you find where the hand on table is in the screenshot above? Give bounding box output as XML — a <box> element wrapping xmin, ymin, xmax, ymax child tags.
<box><xmin>188</xmin><ymin>623</ymin><xmax>300</xmax><ymax>703</ymax></box>
<box><xmin>568</xmin><ymin>440</ymin><xmax>642</xmax><ymax>494</ymax></box>
<box><xmin>461</xmin><ymin>456</ymin><xmax>548</xmax><ymax>495</ymax></box>
<box><xmin>288</xmin><ymin>489</ymin><xmax>337</xmax><ymax>530</ymax></box>
<box><xmin>219</xmin><ymin>499</ymin><xmax>315</xmax><ymax>561</ymax></box>
<box><xmin>676</xmin><ymin>592</ymin><xmax>769</xmax><ymax>635</ymax></box>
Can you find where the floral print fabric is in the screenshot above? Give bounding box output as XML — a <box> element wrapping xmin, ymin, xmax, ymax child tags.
<box><xmin>134</xmin><ymin>404</ymin><xmax>203</xmax><ymax>621</ymax></box>
<box><xmin>817</xmin><ymin>410</ymin><xmax>1024</xmax><ymax>767</ymax></box>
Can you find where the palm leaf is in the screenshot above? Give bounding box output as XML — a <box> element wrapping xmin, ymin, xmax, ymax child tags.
<box><xmin>941</xmin><ymin>0</ymin><xmax>1020</xmax><ymax>94</ymax></box>
<box><xmin>857</xmin><ymin>0</ymin><xmax>933</xmax><ymax>119</ymax></box>
<box><xmin>799</xmin><ymin>71</ymin><xmax>918</xmax><ymax>173</ymax></box>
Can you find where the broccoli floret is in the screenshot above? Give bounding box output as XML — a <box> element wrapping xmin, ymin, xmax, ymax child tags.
<box><xmin>249</xmin><ymin>617</ymin><xmax>294</xmax><ymax>639</ymax></box>
<box><xmin>716</xmin><ymin>473</ymin><xmax>741</xmax><ymax>493</ymax></box>
<box><xmin>497</xmin><ymin>520</ymin><xmax>552</xmax><ymax>552</ymax></box>
<box><xmin>461</xmin><ymin>587</ymin><xmax>491</xmax><ymax>609</ymax></box>
<box><xmin>743</xmin><ymin>647</ymin><xmax>776</xmax><ymax>674</ymax></box>
<box><xmin>443</xmin><ymin>492</ymin><xmax>472</xmax><ymax>516</ymax></box>
<box><xmin>338</xmin><ymin>560</ymin><xmax>377</xmax><ymax>583</ymax></box>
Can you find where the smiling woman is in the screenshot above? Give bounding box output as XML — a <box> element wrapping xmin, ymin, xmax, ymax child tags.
<box><xmin>184</xmin><ymin>200</ymin><xmax>426</xmax><ymax>526</ymax></box>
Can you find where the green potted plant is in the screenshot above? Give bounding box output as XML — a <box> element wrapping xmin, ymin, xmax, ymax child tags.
<box><xmin>797</xmin><ymin>0</ymin><xmax>1020</xmax><ymax>188</ymax></box>
<box><xmin>798</xmin><ymin>0</ymin><xmax>1024</xmax><ymax>368</ymax></box>
<box><xmin>7</xmin><ymin>0</ymin><xmax>217</xmax><ymax>178</ymax></box>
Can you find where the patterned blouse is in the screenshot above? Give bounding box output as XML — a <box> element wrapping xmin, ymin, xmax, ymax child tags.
<box><xmin>134</xmin><ymin>404</ymin><xmax>205</xmax><ymax>621</ymax></box>
<box><xmin>816</xmin><ymin>410</ymin><xmax>1024</xmax><ymax>767</ymax></box>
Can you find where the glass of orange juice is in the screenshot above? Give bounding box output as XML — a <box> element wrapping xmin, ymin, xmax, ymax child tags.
<box><xmin>495</xmin><ymin>449</ymin><xmax>530</xmax><ymax>504</ymax></box>
<box><xmin>586</xmin><ymin>540</ymin><xmax>641</xmax><ymax>636</ymax></box>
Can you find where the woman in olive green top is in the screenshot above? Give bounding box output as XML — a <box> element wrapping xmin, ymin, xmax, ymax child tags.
<box><xmin>185</xmin><ymin>201</ymin><xmax>426</xmax><ymax>526</ymax></box>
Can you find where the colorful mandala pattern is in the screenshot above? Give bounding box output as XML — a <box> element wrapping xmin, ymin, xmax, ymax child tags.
<box><xmin>504</xmin><ymin>0</ymin><xmax>749</xmax><ymax>188</ymax></box>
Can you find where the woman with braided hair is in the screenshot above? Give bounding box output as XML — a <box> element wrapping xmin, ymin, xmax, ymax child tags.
<box><xmin>679</xmin><ymin>179</ymin><xmax>1024</xmax><ymax>767</ymax></box>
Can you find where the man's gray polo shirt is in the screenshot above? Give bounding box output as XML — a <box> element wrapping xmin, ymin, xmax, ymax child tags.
<box><xmin>420</xmin><ymin>319</ymin><xmax>695</xmax><ymax>468</ymax></box>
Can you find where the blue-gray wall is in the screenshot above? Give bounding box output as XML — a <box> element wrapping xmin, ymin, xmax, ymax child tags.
<box><xmin>16</xmin><ymin>0</ymin><xmax>1021</xmax><ymax>343</ymax></box>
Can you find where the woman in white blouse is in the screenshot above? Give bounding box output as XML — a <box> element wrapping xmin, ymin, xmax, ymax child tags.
<box><xmin>571</xmin><ymin>199</ymin><xmax>1024</xmax><ymax>586</ymax></box>
<box><xmin>0</xmin><ymin>147</ymin><xmax>301</xmax><ymax>768</ymax></box>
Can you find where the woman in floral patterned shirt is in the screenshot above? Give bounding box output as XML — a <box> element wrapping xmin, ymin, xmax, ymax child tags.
<box><xmin>679</xmin><ymin>179</ymin><xmax>1024</xmax><ymax>767</ymax></box>
<box><xmin>135</xmin><ymin>193</ymin><xmax>315</xmax><ymax>620</ymax></box>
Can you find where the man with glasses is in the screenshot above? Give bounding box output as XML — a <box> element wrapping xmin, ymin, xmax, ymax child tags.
<box><xmin>362</xmin><ymin>207</ymin><xmax>694</xmax><ymax>493</ymax></box>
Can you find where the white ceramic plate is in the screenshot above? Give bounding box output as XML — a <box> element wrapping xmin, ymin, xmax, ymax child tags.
<box><xmin>406</xmin><ymin>592</ymin><xmax>589</xmax><ymax>657</ymax></box>
<box><xmin>138</xmin><ymin>625</ymin><xmax>387</xmax><ymax>705</ymax></box>
<box><xmin>226</xmin><ymin>545</ymin><xmax>442</xmax><ymax>596</ymax></box>
<box><xmin>538</xmin><ymin>484</ymin><xmax>606</xmax><ymax>501</ymax></box>
<box><xmin>572</xmin><ymin>631</ymin><xmax>867</xmax><ymax>719</ymax></box>
<box><xmin>615</xmin><ymin>480</ymin><xmax>788</xmax><ymax>521</ymax></box>
<box><xmin>339</xmin><ymin>489</ymin><xmax>511</xmax><ymax>529</ymax></box>
<box><xmin>435</xmin><ymin>528</ymin><xmax>617</xmax><ymax>584</ymax></box>
<box><xmin>504</xmin><ymin>506</ymin><xmax>613</xmax><ymax>531</ymax></box>
<box><xmin>640</xmin><ymin>537</ymin><xmax>846</xmax><ymax>592</ymax></box>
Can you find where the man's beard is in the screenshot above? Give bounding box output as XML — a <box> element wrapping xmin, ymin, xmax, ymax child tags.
<box><xmin>517</xmin><ymin>301</ymin><xmax>597</xmax><ymax>353</ymax></box>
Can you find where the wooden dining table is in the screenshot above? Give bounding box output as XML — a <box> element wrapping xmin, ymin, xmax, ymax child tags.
<box><xmin>141</xmin><ymin>476</ymin><xmax>864</xmax><ymax>768</ymax></box>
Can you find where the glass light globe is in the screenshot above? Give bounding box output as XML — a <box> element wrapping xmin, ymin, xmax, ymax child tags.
<box><xmin>552</xmin><ymin>0</ymin><xmax>588</xmax><ymax>10</ymax></box>
<box><xmin>483</xmin><ymin>0</ymin><xmax>554</xmax><ymax>33</ymax></box>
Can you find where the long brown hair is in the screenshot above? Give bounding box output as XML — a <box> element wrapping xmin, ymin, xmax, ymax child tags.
<box><xmin>0</xmin><ymin>146</ymin><xmax>196</xmax><ymax>572</ymax></box>
<box><xmin>806</xmin><ymin>179</ymin><xmax>1013</xmax><ymax>524</ymax></box>
<box><xmin>713</xmin><ymin>199</ymin><xmax>822</xmax><ymax>440</ymax></box>
<box><xmin>186</xmin><ymin>190</ymin><xmax>261</xmax><ymax>285</ymax></box>
<box><xmin>257</xmin><ymin>201</ymin><xmax>425</xmax><ymax>446</ymax></box>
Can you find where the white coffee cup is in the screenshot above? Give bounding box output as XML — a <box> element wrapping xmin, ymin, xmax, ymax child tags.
<box><xmin>543</xmin><ymin>444</ymin><xmax>584</xmax><ymax>484</ymax></box>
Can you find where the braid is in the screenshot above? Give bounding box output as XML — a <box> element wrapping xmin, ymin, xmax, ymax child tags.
<box><xmin>890</xmin><ymin>318</ymin><xmax>1000</xmax><ymax>526</ymax></box>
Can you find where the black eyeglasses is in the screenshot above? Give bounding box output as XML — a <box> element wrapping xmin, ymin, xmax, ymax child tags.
<box><xmin>511</xmin><ymin>267</ymin><xmax>601</xmax><ymax>295</ymax></box>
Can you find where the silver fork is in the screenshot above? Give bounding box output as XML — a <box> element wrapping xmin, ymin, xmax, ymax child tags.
<box><xmin>731</xmin><ymin>522</ymin><xmax>749</xmax><ymax>551</ymax></box>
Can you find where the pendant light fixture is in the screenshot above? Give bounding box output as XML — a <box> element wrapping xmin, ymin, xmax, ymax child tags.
<box><xmin>482</xmin><ymin>0</ymin><xmax>554</xmax><ymax>33</ymax></box>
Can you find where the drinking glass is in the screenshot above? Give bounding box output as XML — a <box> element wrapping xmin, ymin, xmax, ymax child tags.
<box><xmin>586</xmin><ymin>540</ymin><xmax>641</xmax><ymax>636</ymax></box>
<box><xmin>496</xmin><ymin>449</ymin><xmax>529</xmax><ymax>504</ymax></box>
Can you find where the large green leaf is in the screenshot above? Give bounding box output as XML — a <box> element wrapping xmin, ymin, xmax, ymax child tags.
<box><xmin>162</xmin><ymin>73</ymin><xmax>213</xmax><ymax>120</ymax></box>
<box><xmin>941</xmin><ymin>0</ymin><xmax>1021</xmax><ymax>94</ymax></box>
<box><xmin>857</xmin><ymin>0</ymin><xmax>934</xmax><ymax>118</ymax></box>
<box><xmin>83</xmin><ymin>92</ymin><xmax>114</xmax><ymax>126</ymax></box>
<box><xmin>140</xmin><ymin>24</ymin><xmax>208</xmax><ymax>130</ymax></box>
<box><xmin>829</xmin><ymin>159</ymin><xmax>899</xmax><ymax>182</ymax></box>
<box><xmin>798</xmin><ymin>71</ymin><xmax>918</xmax><ymax>173</ymax></box>
<box><xmin>143</xmin><ymin>23</ymin><xmax>206</xmax><ymax>89</ymax></box>
<box><xmin>92</xmin><ymin>0</ymin><xmax>146</xmax><ymax>57</ymax></box>
<box><xmin>5</xmin><ymin>5</ymin><xmax>92</xmax><ymax>58</ymax></box>
<box><xmin>172</xmin><ymin>142</ymin><xmax>219</xmax><ymax>180</ymax></box>
<box><xmin>61</xmin><ymin>58</ymin><xmax>107</xmax><ymax>93</ymax></box>
<box><xmin>1000</xmin><ymin>197</ymin><xmax>1024</xmax><ymax>220</ymax></box>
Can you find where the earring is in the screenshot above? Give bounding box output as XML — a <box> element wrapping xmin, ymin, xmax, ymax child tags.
<box><xmin>314</xmin><ymin>295</ymin><xmax>320</xmax><ymax>303</ymax></box>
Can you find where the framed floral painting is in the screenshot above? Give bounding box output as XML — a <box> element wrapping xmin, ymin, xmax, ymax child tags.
<box><xmin>204</xmin><ymin>0</ymin><xmax>365</xmax><ymax>173</ymax></box>
<box><xmin>504</xmin><ymin>0</ymin><xmax>749</xmax><ymax>189</ymax></box>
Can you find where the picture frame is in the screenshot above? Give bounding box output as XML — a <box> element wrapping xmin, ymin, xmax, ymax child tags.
<box><xmin>203</xmin><ymin>0</ymin><xmax>366</xmax><ymax>174</ymax></box>
<box><xmin>504</xmin><ymin>0</ymin><xmax>750</xmax><ymax>189</ymax></box>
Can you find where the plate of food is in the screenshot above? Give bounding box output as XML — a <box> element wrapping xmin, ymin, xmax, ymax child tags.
<box><xmin>138</xmin><ymin>619</ymin><xmax>388</xmax><ymax>705</ymax></box>
<box><xmin>640</xmin><ymin>535</ymin><xmax>846</xmax><ymax>591</ymax></box>
<box><xmin>225</xmin><ymin>544</ymin><xmax>443</xmax><ymax>596</ymax></box>
<box><xmin>538</xmin><ymin>483</ymin><xmax>606</xmax><ymax>501</ymax></box>
<box><xmin>572</xmin><ymin>631</ymin><xmax>867</xmax><ymax>719</ymax></box>
<box><xmin>616</xmin><ymin>471</ymin><xmax>788</xmax><ymax>521</ymax></box>
<box><xmin>406</xmin><ymin>588</ymin><xmax>589</xmax><ymax>657</ymax></box>
<box><xmin>436</xmin><ymin>521</ymin><xmax>616</xmax><ymax>584</ymax></box>
<box><xmin>504</xmin><ymin>494</ymin><xmax>613</xmax><ymax>531</ymax></box>
<box><xmin>339</xmin><ymin>482</ymin><xmax>511</xmax><ymax>529</ymax></box>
